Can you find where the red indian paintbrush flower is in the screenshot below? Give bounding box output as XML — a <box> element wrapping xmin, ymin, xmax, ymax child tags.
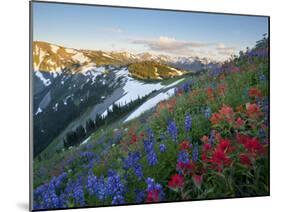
<box><xmin>146</xmin><ymin>190</ymin><xmax>159</xmax><ymax>202</ymax></box>
<box><xmin>239</xmin><ymin>153</ymin><xmax>252</xmax><ymax>166</ymax></box>
<box><xmin>206</xmin><ymin>87</ymin><xmax>214</xmax><ymax>101</ymax></box>
<box><xmin>218</xmin><ymin>139</ymin><xmax>231</xmax><ymax>152</ymax></box>
<box><xmin>248</xmin><ymin>87</ymin><xmax>262</xmax><ymax>98</ymax></box>
<box><xmin>218</xmin><ymin>84</ymin><xmax>226</xmax><ymax>96</ymax></box>
<box><xmin>237</xmin><ymin>133</ymin><xmax>265</xmax><ymax>156</ymax></box>
<box><xmin>176</xmin><ymin>161</ymin><xmax>195</xmax><ymax>175</ymax></box>
<box><xmin>203</xmin><ymin>143</ymin><xmax>212</xmax><ymax>151</ymax></box>
<box><xmin>235</xmin><ymin>117</ymin><xmax>245</xmax><ymax>128</ymax></box>
<box><xmin>219</xmin><ymin>105</ymin><xmax>234</xmax><ymax>116</ymax></box>
<box><xmin>168</xmin><ymin>174</ymin><xmax>185</xmax><ymax>189</ymax></box>
<box><xmin>210</xmin><ymin>148</ymin><xmax>232</xmax><ymax>171</ymax></box>
<box><xmin>236</xmin><ymin>133</ymin><xmax>249</xmax><ymax>145</ymax></box>
<box><xmin>179</xmin><ymin>140</ymin><xmax>190</xmax><ymax>150</ymax></box>
<box><xmin>192</xmin><ymin>174</ymin><xmax>203</xmax><ymax>188</ymax></box>
<box><xmin>210</xmin><ymin>113</ymin><xmax>222</xmax><ymax>125</ymax></box>
<box><xmin>246</xmin><ymin>103</ymin><xmax>262</xmax><ymax>118</ymax></box>
<box><xmin>243</xmin><ymin>137</ymin><xmax>265</xmax><ymax>155</ymax></box>
<box><xmin>130</xmin><ymin>134</ymin><xmax>138</xmax><ymax>144</ymax></box>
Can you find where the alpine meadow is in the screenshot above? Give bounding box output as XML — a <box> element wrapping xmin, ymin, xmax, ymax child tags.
<box><xmin>31</xmin><ymin>2</ymin><xmax>269</xmax><ymax>210</ymax></box>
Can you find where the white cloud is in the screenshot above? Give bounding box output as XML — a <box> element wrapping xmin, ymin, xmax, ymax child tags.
<box><xmin>130</xmin><ymin>36</ymin><xmax>238</xmax><ymax>61</ymax></box>
<box><xmin>216</xmin><ymin>43</ymin><xmax>236</xmax><ymax>55</ymax></box>
<box><xmin>131</xmin><ymin>36</ymin><xmax>212</xmax><ymax>53</ymax></box>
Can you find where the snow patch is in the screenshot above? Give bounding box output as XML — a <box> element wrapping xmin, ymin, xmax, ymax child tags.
<box><xmin>102</xmin><ymin>53</ymin><xmax>114</xmax><ymax>59</ymax></box>
<box><xmin>80</xmin><ymin>137</ymin><xmax>91</xmax><ymax>146</ymax></box>
<box><xmin>35</xmin><ymin>71</ymin><xmax>51</xmax><ymax>86</ymax></box>
<box><xmin>34</xmin><ymin>48</ymin><xmax>47</xmax><ymax>71</ymax></box>
<box><xmin>101</xmin><ymin>105</ymin><xmax>113</xmax><ymax>118</ymax></box>
<box><xmin>124</xmin><ymin>88</ymin><xmax>176</xmax><ymax>122</ymax></box>
<box><xmin>35</xmin><ymin>107</ymin><xmax>42</xmax><ymax>115</ymax></box>
<box><xmin>164</xmin><ymin>78</ymin><xmax>185</xmax><ymax>89</ymax></box>
<box><xmin>113</xmin><ymin>68</ymin><xmax>164</xmax><ymax>106</ymax></box>
<box><xmin>63</xmin><ymin>95</ymin><xmax>73</xmax><ymax>105</ymax></box>
<box><xmin>72</xmin><ymin>52</ymin><xmax>90</xmax><ymax>63</ymax></box>
<box><xmin>65</xmin><ymin>48</ymin><xmax>76</xmax><ymax>54</ymax></box>
<box><xmin>50</xmin><ymin>44</ymin><xmax>60</xmax><ymax>53</ymax></box>
<box><xmin>53</xmin><ymin>103</ymin><xmax>58</xmax><ymax>111</ymax></box>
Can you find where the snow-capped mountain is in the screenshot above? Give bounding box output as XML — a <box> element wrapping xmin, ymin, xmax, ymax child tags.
<box><xmin>33</xmin><ymin>41</ymin><xmax>91</xmax><ymax>73</ymax></box>
<box><xmin>33</xmin><ymin>41</ymin><xmax>220</xmax><ymax>76</ymax></box>
<box><xmin>168</xmin><ymin>56</ymin><xmax>221</xmax><ymax>72</ymax></box>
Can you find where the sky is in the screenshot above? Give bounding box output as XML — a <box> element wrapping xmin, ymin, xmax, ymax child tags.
<box><xmin>32</xmin><ymin>2</ymin><xmax>268</xmax><ymax>61</ymax></box>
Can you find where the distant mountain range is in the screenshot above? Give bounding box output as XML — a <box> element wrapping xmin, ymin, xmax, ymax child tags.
<box><xmin>33</xmin><ymin>41</ymin><xmax>221</xmax><ymax>80</ymax></box>
<box><xmin>32</xmin><ymin>41</ymin><xmax>221</xmax><ymax>156</ymax></box>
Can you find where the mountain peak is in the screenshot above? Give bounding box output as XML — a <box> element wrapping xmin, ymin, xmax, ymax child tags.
<box><xmin>33</xmin><ymin>41</ymin><xmax>220</xmax><ymax>75</ymax></box>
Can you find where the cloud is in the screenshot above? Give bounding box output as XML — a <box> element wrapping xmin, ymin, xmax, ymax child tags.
<box><xmin>216</xmin><ymin>43</ymin><xmax>236</xmax><ymax>55</ymax></box>
<box><xmin>130</xmin><ymin>36</ymin><xmax>238</xmax><ymax>61</ymax></box>
<box><xmin>131</xmin><ymin>36</ymin><xmax>212</xmax><ymax>54</ymax></box>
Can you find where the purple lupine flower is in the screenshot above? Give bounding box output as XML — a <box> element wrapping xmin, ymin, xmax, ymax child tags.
<box><xmin>80</xmin><ymin>151</ymin><xmax>95</xmax><ymax>163</ymax></box>
<box><xmin>112</xmin><ymin>194</ymin><xmax>125</xmax><ymax>205</ymax></box>
<box><xmin>96</xmin><ymin>176</ymin><xmax>107</xmax><ymax>201</ymax></box>
<box><xmin>145</xmin><ymin>177</ymin><xmax>164</xmax><ymax>201</ymax></box>
<box><xmin>185</xmin><ymin>114</ymin><xmax>192</xmax><ymax>132</ymax></box>
<box><xmin>159</xmin><ymin>143</ymin><xmax>166</xmax><ymax>153</ymax></box>
<box><xmin>86</xmin><ymin>172</ymin><xmax>98</xmax><ymax>196</ymax></box>
<box><xmin>167</xmin><ymin>120</ymin><xmax>178</xmax><ymax>142</ymax></box>
<box><xmin>123</xmin><ymin>152</ymin><xmax>144</xmax><ymax>180</ymax></box>
<box><xmin>106</xmin><ymin>170</ymin><xmax>125</xmax><ymax>196</ymax></box>
<box><xmin>177</xmin><ymin>151</ymin><xmax>191</xmax><ymax>175</ymax></box>
<box><xmin>209</xmin><ymin>130</ymin><xmax>215</xmax><ymax>146</ymax></box>
<box><xmin>182</xmin><ymin>82</ymin><xmax>191</xmax><ymax>93</ymax></box>
<box><xmin>133</xmin><ymin>165</ymin><xmax>144</xmax><ymax>180</ymax></box>
<box><xmin>123</xmin><ymin>152</ymin><xmax>141</xmax><ymax>170</ymax></box>
<box><xmin>52</xmin><ymin>172</ymin><xmax>68</xmax><ymax>189</ymax></box>
<box><xmin>146</xmin><ymin>128</ymin><xmax>155</xmax><ymax>141</ymax></box>
<box><xmin>192</xmin><ymin>143</ymin><xmax>199</xmax><ymax>162</ymax></box>
<box><xmin>144</xmin><ymin>133</ymin><xmax>158</xmax><ymax>166</ymax></box>
<box><xmin>143</xmin><ymin>139</ymin><xmax>154</xmax><ymax>153</ymax></box>
<box><xmin>209</xmin><ymin>67</ymin><xmax>223</xmax><ymax>78</ymax></box>
<box><xmin>147</xmin><ymin>150</ymin><xmax>158</xmax><ymax>166</ymax></box>
<box><xmin>47</xmin><ymin>183</ymin><xmax>61</xmax><ymax>207</ymax></box>
<box><xmin>177</xmin><ymin>150</ymin><xmax>190</xmax><ymax>164</ymax></box>
<box><xmin>106</xmin><ymin>170</ymin><xmax>126</xmax><ymax>204</ymax></box>
<box><xmin>73</xmin><ymin>178</ymin><xmax>85</xmax><ymax>206</ymax></box>
<box><xmin>33</xmin><ymin>173</ymin><xmax>69</xmax><ymax>209</ymax></box>
<box><xmin>135</xmin><ymin>189</ymin><xmax>145</xmax><ymax>203</ymax></box>
<box><xmin>86</xmin><ymin>170</ymin><xmax>125</xmax><ymax>203</ymax></box>
<box><xmin>204</xmin><ymin>107</ymin><xmax>212</xmax><ymax>119</ymax></box>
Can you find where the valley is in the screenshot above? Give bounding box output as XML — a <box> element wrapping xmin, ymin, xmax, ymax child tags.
<box><xmin>33</xmin><ymin>41</ymin><xmax>220</xmax><ymax>157</ymax></box>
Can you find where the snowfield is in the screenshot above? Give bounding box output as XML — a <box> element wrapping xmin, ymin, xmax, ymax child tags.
<box><xmin>35</xmin><ymin>71</ymin><xmax>51</xmax><ymax>86</ymax></box>
<box><xmin>99</xmin><ymin>67</ymin><xmax>185</xmax><ymax>120</ymax></box>
<box><xmin>35</xmin><ymin>107</ymin><xmax>42</xmax><ymax>115</ymax></box>
<box><xmin>50</xmin><ymin>44</ymin><xmax>60</xmax><ymax>53</ymax></box>
<box><xmin>113</xmin><ymin>68</ymin><xmax>164</xmax><ymax>106</ymax></box>
<box><xmin>102</xmin><ymin>53</ymin><xmax>114</xmax><ymax>59</ymax></box>
<box><xmin>124</xmin><ymin>87</ymin><xmax>175</xmax><ymax>122</ymax></box>
<box><xmin>72</xmin><ymin>52</ymin><xmax>90</xmax><ymax>63</ymax></box>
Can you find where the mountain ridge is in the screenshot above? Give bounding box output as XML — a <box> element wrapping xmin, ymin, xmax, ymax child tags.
<box><xmin>33</xmin><ymin>41</ymin><xmax>221</xmax><ymax>78</ymax></box>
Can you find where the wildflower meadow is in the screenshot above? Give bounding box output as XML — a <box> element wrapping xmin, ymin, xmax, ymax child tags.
<box><xmin>33</xmin><ymin>36</ymin><xmax>269</xmax><ymax>210</ymax></box>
